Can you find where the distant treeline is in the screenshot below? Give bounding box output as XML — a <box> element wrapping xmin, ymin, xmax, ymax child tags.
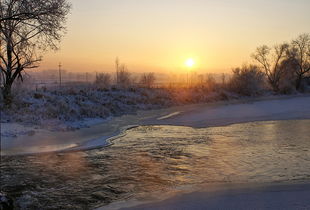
<box><xmin>92</xmin><ymin>34</ymin><xmax>310</xmax><ymax>95</ymax></box>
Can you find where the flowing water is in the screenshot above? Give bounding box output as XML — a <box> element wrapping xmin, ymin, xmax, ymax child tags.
<box><xmin>1</xmin><ymin>120</ymin><xmax>310</xmax><ymax>209</ymax></box>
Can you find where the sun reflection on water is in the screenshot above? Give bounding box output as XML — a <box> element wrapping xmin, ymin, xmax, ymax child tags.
<box><xmin>1</xmin><ymin>120</ymin><xmax>310</xmax><ymax>209</ymax></box>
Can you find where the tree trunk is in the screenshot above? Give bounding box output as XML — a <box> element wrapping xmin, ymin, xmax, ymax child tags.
<box><xmin>269</xmin><ymin>78</ymin><xmax>279</xmax><ymax>92</ymax></box>
<box><xmin>272</xmin><ymin>84</ymin><xmax>279</xmax><ymax>92</ymax></box>
<box><xmin>295</xmin><ymin>75</ymin><xmax>303</xmax><ymax>91</ymax></box>
<box><xmin>2</xmin><ymin>81</ymin><xmax>13</xmax><ymax>107</ymax></box>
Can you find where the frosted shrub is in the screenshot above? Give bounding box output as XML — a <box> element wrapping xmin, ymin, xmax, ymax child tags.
<box><xmin>140</xmin><ymin>73</ymin><xmax>156</xmax><ymax>88</ymax></box>
<box><xmin>205</xmin><ymin>74</ymin><xmax>216</xmax><ymax>92</ymax></box>
<box><xmin>278</xmin><ymin>58</ymin><xmax>298</xmax><ymax>94</ymax></box>
<box><xmin>95</xmin><ymin>73</ymin><xmax>111</xmax><ymax>89</ymax></box>
<box><xmin>2</xmin><ymin>84</ymin><xmax>243</xmax><ymax>130</ymax></box>
<box><xmin>116</xmin><ymin>64</ymin><xmax>132</xmax><ymax>88</ymax></box>
<box><xmin>229</xmin><ymin>65</ymin><xmax>266</xmax><ymax>96</ymax></box>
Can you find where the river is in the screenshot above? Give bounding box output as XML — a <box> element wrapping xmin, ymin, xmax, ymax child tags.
<box><xmin>1</xmin><ymin>119</ymin><xmax>309</xmax><ymax>209</ymax></box>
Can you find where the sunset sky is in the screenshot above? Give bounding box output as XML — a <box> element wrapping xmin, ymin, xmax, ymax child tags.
<box><xmin>40</xmin><ymin>0</ymin><xmax>310</xmax><ymax>74</ymax></box>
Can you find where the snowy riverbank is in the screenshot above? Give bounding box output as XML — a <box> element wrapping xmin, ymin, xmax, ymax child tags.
<box><xmin>0</xmin><ymin>87</ymin><xmax>237</xmax><ymax>139</ymax></box>
<box><xmin>1</xmin><ymin>94</ymin><xmax>310</xmax><ymax>156</ymax></box>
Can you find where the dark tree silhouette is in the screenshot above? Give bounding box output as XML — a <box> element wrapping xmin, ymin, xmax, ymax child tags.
<box><xmin>114</xmin><ymin>57</ymin><xmax>132</xmax><ymax>88</ymax></box>
<box><xmin>140</xmin><ymin>73</ymin><xmax>156</xmax><ymax>88</ymax></box>
<box><xmin>0</xmin><ymin>0</ymin><xmax>71</xmax><ymax>105</ymax></box>
<box><xmin>95</xmin><ymin>73</ymin><xmax>112</xmax><ymax>88</ymax></box>
<box><xmin>252</xmin><ymin>43</ymin><xmax>289</xmax><ymax>92</ymax></box>
<box><xmin>288</xmin><ymin>33</ymin><xmax>310</xmax><ymax>90</ymax></box>
<box><xmin>229</xmin><ymin>65</ymin><xmax>265</xmax><ymax>96</ymax></box>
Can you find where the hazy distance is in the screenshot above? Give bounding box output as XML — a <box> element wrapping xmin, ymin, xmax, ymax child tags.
<box><xmin>40</xmin><ymin>0</ymin><xmax>310</xmax><ymax>74</ymax></box>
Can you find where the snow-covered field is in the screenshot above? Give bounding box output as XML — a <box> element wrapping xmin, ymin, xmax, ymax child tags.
<box><xmin>1</xmin><ymin>94</ymin><xmax>310</xmax><ymax>156</ymax></box>
<box><xmin>1</xmin><ymin>87</ymin><xmax>235</xmax><ymax>135</ymax></box>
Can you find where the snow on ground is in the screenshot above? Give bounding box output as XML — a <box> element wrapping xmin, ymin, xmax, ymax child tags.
<box><xmin>0</xmin><ymin>87</ymin><xmax>234</xmax><ymax>138</ymax></box>
<box><xmin>1</xmin><ymin>123</ymin><xmax>36</xmax><ymax>138</ymax></box>
<box><xmin>151</xmin><ymin>95</ymin><xmax>310</xmax><ymax>127</ymax></box>
<box><xmin>1</xmin><ymin>94</ymin><xmax>310</xmax><ymax>156</ymax></box>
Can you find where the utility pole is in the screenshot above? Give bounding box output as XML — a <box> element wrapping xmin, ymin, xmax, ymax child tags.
<box><xmin>115</xmin><ymin>57</ymin><xmax>119</xmax><ymax>85</ymax></box>
<box><xmin>58</xmin><ymin>62</ymin><xmax>62</xmax><ymax>88</ymax></box>
<box><xmin>187</xmin><ymin>72</ymin><xmax>189</xmax><ymax>87</ymax></box>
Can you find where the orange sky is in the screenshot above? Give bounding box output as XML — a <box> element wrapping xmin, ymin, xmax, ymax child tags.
<box><xmin>40</xmin><ymin>0</ymin><xmax>310</xmax><ymax>74</ymax></box>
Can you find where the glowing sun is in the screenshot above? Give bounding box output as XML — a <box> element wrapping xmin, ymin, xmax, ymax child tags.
<box><xmin>185</xmin><ymin>58</ymin><xmax>195</xmax><ymax>68</ymax></box>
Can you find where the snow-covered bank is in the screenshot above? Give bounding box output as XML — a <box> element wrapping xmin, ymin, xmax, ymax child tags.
<box><xmin>0</xmin><ymin>87</ymin><xmax>235</xmax><ymax>139</ymax></box>
<box><xmin>1</xmin><ymin>95</ymin><xmax>310</xmax><ymax>156</ymax></box>
<box><xmin>150</xmin><ymin>94</ymin><xmax>310</xmax><ymax>128</ymax></box>
<box><xmin>109</xmin><ymin>182</ymin><xmax>310</xmax><ymax>210</ymax></box>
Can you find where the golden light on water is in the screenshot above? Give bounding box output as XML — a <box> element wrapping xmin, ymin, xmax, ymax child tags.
<box><xmin>185</xmin><ymin>58</ymin><xmax>195</xmax><ymax>68</ymax></box>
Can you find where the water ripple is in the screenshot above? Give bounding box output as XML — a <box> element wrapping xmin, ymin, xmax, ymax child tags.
<box><xmin>1</xmin><ymin>120</ymin><xmax>310</xmax><ymax>209</ymax></box>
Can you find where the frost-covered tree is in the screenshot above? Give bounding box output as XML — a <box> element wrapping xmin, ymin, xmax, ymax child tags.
<box><xmin>205</xmin><ymin>74</ymin><xmax>216</xmax><ymax>91</ymax></box>
<box><xmin>252</xmin><ymin>43</ymin><xmax>289</xmax><ymax>92</ymax></box>
<box><xmin>115</xmin><ymin>57</ymin><xmax>120</xmax><ymax>84</ymax></box>
<box><xmin>278</xmin><ymin>57</ymin><xmax>298</xmax><ymax>93</ymax></box>
<box><xmin>0</xmin><ymin>0</ymin><xmax>71</xmax><ymax>105</ymax></box>
<box><xmin>95</xmin><ymin>73</ymin><xmax>111</xmax><ymax>88</ymax></box>
<box><xmin>288</xmin><ymin>33</ymin><xmax>310</xmax><ymax>90</ymax></box>
<box><xmin>114</xmin><ymin>58</ymin><xmax>132</xmax><ymax>88</ymax></box>
<box><xmin>118</xmin><ymin>64</ymin><xmax>131</xmax><ymax>88</ymax></box>
<box><xmin>229</xmin><ymin>65</ymin><xmax>265</xmax><ymax>96</ymax></box>
<box><xmin>140</xmin><ymin>72</ymin><xmax>155</xmax><ymax>88</ymax></box>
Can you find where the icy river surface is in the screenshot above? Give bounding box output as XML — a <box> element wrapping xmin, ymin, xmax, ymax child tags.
<box><xmin>1</xmin><ymin>119</ymin><xmax>310</xmax><ymax>209</ymax></box>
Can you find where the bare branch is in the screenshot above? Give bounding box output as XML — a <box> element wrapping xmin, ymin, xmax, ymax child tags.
<box><xmin>0</xmin><ymin>0</ymin><xmax>71</xmax><ymax>103</ymax></box>
<box><xmin>288</xmin><ymin>33</ymin><xmax>310</xmax><ymax>89</ymax></box>
<box><xmin>252</xmin><ymin>43</ymin><xmax>289</xmax><ymax>91</ymax></box>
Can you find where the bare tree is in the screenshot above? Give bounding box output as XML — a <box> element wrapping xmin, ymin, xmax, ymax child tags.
<box><xmin>205</xmin><ymin>74</ymin><xmax>216</xmax><ymax>91</ymax></box>
<box><xmin>95</xmin><ymin>73</ymin><xmax>111</xmax><ymax>88</ymax></box>
<box><xmin>288</xmin><ymin>33</ymin><xmax>310</xmax><ymax>90</ymax></box>
<box><xmin>114</xmin><ymin>58</ymin><xmax>132</xmax><ymax>88</ymax></box>
<box><xmin>278</xmin><ymin>57</ymin><xmax>298</xmax><ymax>93</ymax></box>
<box><xmin>197</xmin><ymin>74</ymin><xmax>204</xmax><ymax>87</ymax></box>
<box><xmin>0</xmin><ymin>1</ymin><xmax>60</xmax><ymax>22</ymax></box>
<box><xmin>229</xmin><ymin>65</ymin><xmax>265</xmax><ymax>96</ymax></box>
<box><xmin>252</xmin><ymin>43</ymin><xmax>289</xmax><ymax>92</ymax></box>
<box><xmin>118</xmin><ymin>64</ymin><xmax>131</xmax><ymax>88</ymax></box>
<box><xmin>0</xmin><ymin>0</ymin><xmax>71</xmax><ymax>104</ymax></box>
<box><xmin>140</xmin><ymin>72</ymin><xmax>156</xmax><ymax>88</ymax></box>
<box><xmin>115</xmin><ymin>57</ymin><xmax>120</xmax><ymax>84</ymax></box>
<box><xmin>221</xmin><ymin>73</ymin><xmax>226</xmax><ymax>85</ymax></box>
